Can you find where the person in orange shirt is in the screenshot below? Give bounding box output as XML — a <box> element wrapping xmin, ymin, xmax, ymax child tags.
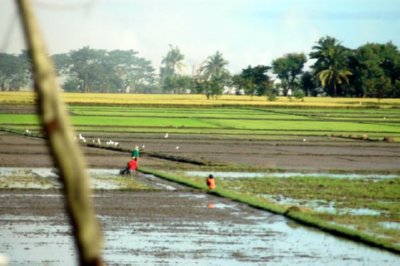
<box><xmin>206</xmin><ymin>174</ymin><xmax>216</xmax><ymax>190</ymax></box>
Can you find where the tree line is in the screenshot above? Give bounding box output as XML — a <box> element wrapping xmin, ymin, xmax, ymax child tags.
<box><xmin>1</xmin><ymin>36</ymin><xmax>399</xmax><ymax>98</ymax></box>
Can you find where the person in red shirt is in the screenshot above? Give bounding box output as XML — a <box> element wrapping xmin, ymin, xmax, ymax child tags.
<box><xmin>120</xmin><ymin>158</ymin><xmax>139</xmax><ymax>176</ymax></box>
<box><xmin>127</xmin><ymin>158</ymin><xmax>139</xmax><ymax>175</ymax></box>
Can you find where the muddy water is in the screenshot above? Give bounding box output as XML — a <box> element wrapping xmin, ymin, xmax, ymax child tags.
<box><xmin>263</xmin><ymin>195</ymin><xmax>384</xmax><ymax>216</ymax></box>
<box><xmin>185</xmin><ymin>171</ymin><xmax>399</xmax><ymax>180</ymax></box>
<box><xmin>1</xmin><ymin>191</ymin><xmax>399</xmax><ymax>265</ymax></box>
<box><xmin>0</xmin><ymin>169</ymin><xmax>399</xmax><ymax>265</ymax></box>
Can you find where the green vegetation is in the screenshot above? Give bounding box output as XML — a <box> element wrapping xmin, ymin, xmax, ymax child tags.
<box><xmin>101</xmin><ymin>176</ymin><xmax>152</xmax><ymax>190</ymax></box>
<box><xmin>2</xmin><ymin>105</ymin><xmax>399</xmax><ymax>140</ymax></box>
<box><xmin>1</xmin><ymin>36</ymin><xmax>399</xmax><ymax>98</ymax></box>
<box><xmin>0</xmin><ymin>173</ymin><xmax>151</xmax><ymax>191</ymax></box>
<box><xmin>0</xmin><ymin>174</ymin><xmax>58</xmax><ymax>189</ymax></box>
<box><xmin>1</xmin><ymin>95</ymin><xmax>399</xmax><ymax>253</ymax></box>
<box><xmin>272</xmin><ymin>53</ymin><xmax>307</xmax><ymax>96</ymax></box>
<box><xmin>141</xmin><ymin>168</ymin><xmax>400</xmax><ymax>253</ymax></box>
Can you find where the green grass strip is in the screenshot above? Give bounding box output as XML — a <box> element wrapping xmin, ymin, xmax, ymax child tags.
<box><xmin>139</xmin><ymin>167</ymin><xmax>400</xmax><ymax>255</ymax></box>
<box><xmin>139</xmin><ymin>167</ymin><xmax>287</xmax><ymax>214</ymax></box>
<box><xmin>286</xmin><ymin>211</ymin><xmax>400</xmax><ymax>254</ymax></box>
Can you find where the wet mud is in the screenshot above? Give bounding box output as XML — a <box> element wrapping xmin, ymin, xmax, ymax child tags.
<box><xmin>1</xmin><ymin>189</ymin><xmax>399</xmax><ymax>265</ymax></box>
<box><xmin>1</xmin><ymin>130</ymin><xmax>400</xmax><ymax>172</ymax></box>
<box><xmin>1</xmin><ymin>132</ymin><xmax>400</xmax><ymax>264</ymax></box>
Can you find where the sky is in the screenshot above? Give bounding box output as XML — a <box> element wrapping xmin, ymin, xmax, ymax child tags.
<box><xmin>1</xmin><ymin>0</ymin><xmax>400</xmax><ymax>74</ymax></box>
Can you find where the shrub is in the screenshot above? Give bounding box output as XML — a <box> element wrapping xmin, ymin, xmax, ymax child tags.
<box><xmin>294</xmin><ymin>89</ymin><xmax>305</xmax><ymax>101</ymax></box>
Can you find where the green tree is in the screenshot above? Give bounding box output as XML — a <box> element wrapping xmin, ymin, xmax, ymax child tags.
<box><xmin>309</xmin><ymin>36</ymin><xmax>352</xmax><ymax>96</ymax></box>
<box><xmin>107</xmin><ymin>50</ymin><xmax>155</xmax><ymax>93</ymax></box>
<box><xmin>199</xmin><ymin>51</ymin><xmax>230</xmax><ymax>98</ymax></box>
<box><xmin>0</xmin><ymin>52</ymin><xmax>31</xmax><ymax>90</ymax></box>
<box><xmin>53</xmin><ymin>47</ymin><xmax>155</xmax><ymax>93</ymax></box>
<box><xmin>318</xmin><ymin>68</ymin><xmax>352</xmax><ymax>97</ymax></box>
<box><xmin>52</xmin><ymin>53</ymin><xmax>71</xmax><ymax>77</ymax></box>
<box><xmin>68</xmin><ymin>47</ymin><xmax>107</xmax><ymax>92</ymax></box>
<box><xmin>300</xmin><ymin>71</ymin><xmax>318</xmax><ymax>96</ymax></box>
<box><xmin>58</xmin><ymin>47</ymin><xmax>120</xmax><ymax>92</ymax></box>
<box><xmin>233</xmin><ymin>65</ymin><xmax>272</xmax><ymax>97</ymax></box>
<box><xmin>350</xmin><ymin>42</ymin><xmax>400</xmax><ymax>98</ymax></box>
<box><xmin>272</xmin><ymin>53</ymin><xmax>306</xmax><ymax>96</ymax></box>
<box><xmin>63</xmin><ymin>77</ymin><xmax>82</xmax><ymax>92</ymax></box>
<box><xmin>175</xmin><ymin>75</ymin><xmax>193</xmax><ymax>94</ymax></box>
<box><xmin>160</xmin><ymin>45</ymin><xmax>185</xmax><ymax>93</ymax></box>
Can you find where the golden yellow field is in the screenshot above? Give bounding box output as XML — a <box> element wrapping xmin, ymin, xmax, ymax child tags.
<box><xmin>1</xmin><ymin>91</ymin><xmax>400</xmax><ymax>108</ymax></box>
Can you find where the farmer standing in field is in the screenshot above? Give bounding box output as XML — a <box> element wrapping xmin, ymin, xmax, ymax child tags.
<box><xmin>206</xmin><ymin>174</ymin><xmax>216</xmax><ymax>190</ymax></box>
<box><xmin>132</xmin><ymin>145</ymin><xmax>140</xmax><ymax>161</ymax></box>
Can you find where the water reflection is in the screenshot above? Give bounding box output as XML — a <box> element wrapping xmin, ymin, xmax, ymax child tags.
<box><xmin>185</xmin><ymin>171</ymin><xmax>399</xmax><ymax>180</ymax></box>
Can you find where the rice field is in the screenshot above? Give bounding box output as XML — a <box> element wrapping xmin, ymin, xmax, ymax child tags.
<box><xmin>0</xmin><ymin>92</ymin><xmax>400</xmax><ymax>141</ymax></box>
<box><xmin>1</xmin><ymin>91</ymin><xmax>400</xmax><ymax>255</ymax></box>
<box><xmin>1</xmin><ymin>91</ymin><xmax>400</xmax><ymax>108</ymax></box>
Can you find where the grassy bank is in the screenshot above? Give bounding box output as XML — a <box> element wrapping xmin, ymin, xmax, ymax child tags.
<box><xmin>140</xmin><ymin>167</ymin><xmax>400</xmax><ymax>254</ymax></box>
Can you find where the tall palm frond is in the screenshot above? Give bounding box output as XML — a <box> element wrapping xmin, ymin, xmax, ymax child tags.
<box><xmin>318</xmin><ymin>68</ymin><xmax>352</xmax><ymax>96</ymax></box>
<box><xmin>200</xmin><ymin>51</ymin><xmax>229</xmax><ymax>81</ymax></box>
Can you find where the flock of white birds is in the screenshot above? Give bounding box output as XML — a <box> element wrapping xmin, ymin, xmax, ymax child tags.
<box><xmin>25</xmin><ymin>130</ymin><xmax>181</xmax><ymax>150</ymax></box>
<box><xmin>24</xmin><ymin>129</ymin><xmax>305</xmax><ymax>152</ymax></box>
<box><xmin>74</xmin><ymin>133</ymin><xmax>120</xmax><ymax>147</ymax></box>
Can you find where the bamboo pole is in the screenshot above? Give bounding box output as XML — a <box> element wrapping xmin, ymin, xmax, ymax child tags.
<box><xmin>16</xmin><ymin>1</ymin><xmax>104</xmax><ymax>264</ymax></box>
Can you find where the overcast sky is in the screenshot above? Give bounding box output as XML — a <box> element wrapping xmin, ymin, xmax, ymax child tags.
<box><xmin>1</xmin><ymin>0</ymin><xmax>399</xmax><ymax>74</ymax></box>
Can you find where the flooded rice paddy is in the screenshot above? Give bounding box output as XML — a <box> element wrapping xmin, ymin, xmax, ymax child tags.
<box><xmin>0</xmin><ymin>168</ymin><xmax>399</xmax><ymax>265</ymax></box>
<box><xmin>184</xmin><ymin>170</ymin><xmax>400</xmax><ymax>216</ymax></box>
<box><xmin>262</xmin><ymin>195</ymin><xmax>383</xmax><ymax>216</ymax></box>
<box><xmin>185</xmin><ymin>171</ymin><xmax>399</xmax><ymax>180</ymax></box>
<box><xmin>1</xmin><ymin>191</ymin><xmax>400</xmax><ymax>265</ymax></box>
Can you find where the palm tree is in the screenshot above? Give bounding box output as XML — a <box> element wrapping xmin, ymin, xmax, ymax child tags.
<box><xmin>197</xmin><ymin>51</ymin><xmax>230</xmax><ymax>98</ymax></box>
<box><xmin>310</xmin><ymin>36</ymin><xmax>339</xmax><ymax>70</ymax></box>
<box><xmin>161</xmin><ymin>44</ymin><xmax>185</xmax><ymax>76</ymax></box>
<box><xmin>200</xmin><ymin>51</ymin><xmax>229</xmax><ymax>81</ymax></box>
<box><xmin>310</xmin><ymin>36</ymin><xmax>352</xmax><ymax>96</ymax></box>
<box><xmin>160</xmin><ymin>45</ymin><xmax>185</xmax><ymax>93</ymax></box>
<box><xmin>318</xmin><ymin>67</ymin><xmax>352</xmax><ymax>96</ymax></box>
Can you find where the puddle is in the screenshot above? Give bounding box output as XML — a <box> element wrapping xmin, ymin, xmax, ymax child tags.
<box><xmin>0</xmin><ymin>167</ymin><xmax>141</xmax><ymax>190</ymax></box>
<box><xmin>0</xmin><ymin>167</ymin><xmax>59</xmax><ymax>179</ymax></box>
<box><xmin>208</xmin><ymin>202</ymin><xmax>238</xmax><ymax>210</ymax></box>
<box><xmin>91</xmin><ymin>177</ymin><xmax>122</xmax><ymax>190</ymax></box>
<box><xmin>0</xmin><ymin>215</ymin><xmax>75</xmax><ymax>265</ymax></box>
<box><xmin>263</xmin><ymin>194</ymin><xmax>383</xmax><ymax>216</ymax></box>
<box><xmin>88</xmin><ymin>168</ymin><xmax>122</xmax><ymax>177</ymax></box>
<box><xmin>379</xmin><ymin>222</ymin><xmax>400</xmax><ymax>230</ymax></box>
<box><xmin>1</xmin><ymin>168</ymin><xmax>399</xmax><ymax>264</ymax></box>
<box><xmin>1</xmin><ymin>192</ymin><xmax>399</xmax><ymax>265</ymax></box>
<box><xmin>142</xmin><ymin>174</ymin><xmax>178</xmax><ymax>190</ymax></box>
<box><xmin>343</xmin><ymin>208</ymin><xmax>382</xmax><ymax>216</ymax></box>
<box><xmin>185</xmin><ymin>171</ymin><xmax>399</xmax><ymax>180</ymax></box>
<box><xmin>2</xmin><ymin>168</ymin><xmax>397</xmax><ymax>191</ymax></box>
<box><xmin>186</xmin><ymin>171</ymin><xmax>265</xmax><ymax>178</ymax></box>
<box><xmin>178</xmin><ymin>193</ymin><xmax>206</xmax><ymax>199</ymax></box>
